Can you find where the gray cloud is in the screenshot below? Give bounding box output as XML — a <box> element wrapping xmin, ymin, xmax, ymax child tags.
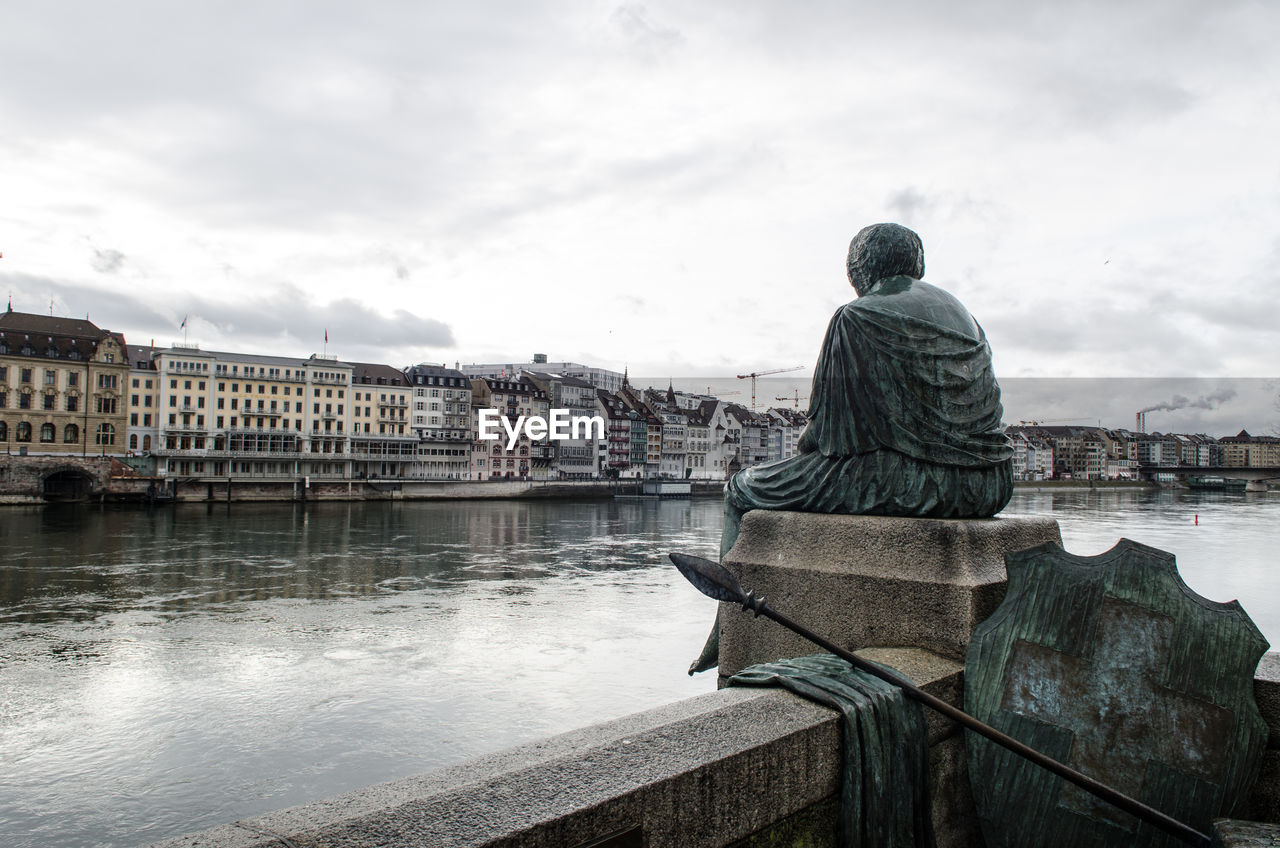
<box><xmin>610</xmin><ymin>3</ymin><xmax>685</xmax><ymax>62</ymax></box>
<box><xmin>0</xmin><ymin>272</ymin><xmax>454</xmax><ymax>364</ymax></box>
<box><xmin>90</xmin><ymin>248</ymin><xmax>125</xmax><ymax>274</ymax></box>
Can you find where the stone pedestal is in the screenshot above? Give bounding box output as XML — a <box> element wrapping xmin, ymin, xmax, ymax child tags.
<box><xmin>715</xmin><ymin>510</ymin><xmax>1062</xmax><ymax>847</ymax></box>
<box><xmin>716</xmin><ymin>511</ymin><xmax>1063</xmax><ymax>681</ymax></box>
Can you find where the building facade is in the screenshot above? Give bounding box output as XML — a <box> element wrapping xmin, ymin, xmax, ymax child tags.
<box><xmin>0</xmin><ymin>310</ymin><xmax>129</xmax><ymax>457</ymax></box>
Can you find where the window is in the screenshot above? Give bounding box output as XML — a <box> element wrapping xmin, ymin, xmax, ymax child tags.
<box><xmin>98</xmin><ymin>374</ymin><xmax>118</xmax><ymax>389</ymax></box>
<box><xmin>95</xmin><ymin>423</ymin><xmax>115</xmax><ymax>445</ymax></box>
<box><xmin>143</xmin><ymin>414</ymin><xmax>151</xmax><ymax>426</ymax></box>
<box><xmin>43</xmin><ymin>393</ymin><xmax>55</xmax><ymax>410</ymax></box>
<box><xmin>129</xmin><ymin>434</ymin><xmax>138</xmax><ymax>450</ymax></box>
<box><xmin>184</xmin><ymin>380</ymin><xmax>191</xmax><ymax>390</ymax></box>
<box><xmin>19</xmin><ymin>393</ymin><xmax>31</xmax><ymax>409</ymax></box>
<box><xmin>68</xmin><ymin>373</ymin><xmax>78</xmax><ymax>387</ymax></box>
<box><xmin>20</xmin><ymin>368</ymin><xmax>32</xmax><ymax>383</ymax></box>
<box><xmin>17</xmin><ymin>422</ymin><xmax>32</xmax><ymax>442</ymax></box>
<box><xmin>96</xmin><ymin>397</ymin><xmax>117</xmax><ymax>414</ymax></box>
<box><xmin>66</xmin><ymin>396</ymin><xmax>78</xmax><ymax>412</ymax></box>
<box><xmin>132</xmin><ymin>378</ymin><xmax>140</xmax><ymax>388</ymax></box>
<box><xmin>39</xmin><ymin>423</ymin><xmax>55</xmax><ymax>443</ymax></box>
<box><xmin>0</xmin><ymin>422</ymin><xmax>6</xmax><ymax>440</ymax></box>
<box><xmin>44</xmin><ymin>370</ymin><xmax>57</xmax><ymax>385</ymax></box>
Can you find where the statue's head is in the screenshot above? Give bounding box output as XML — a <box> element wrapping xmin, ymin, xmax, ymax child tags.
<box><xmin>847</xmin><ymin>223</ymin><xmax>925</xmax><ymax>295</ymax></box>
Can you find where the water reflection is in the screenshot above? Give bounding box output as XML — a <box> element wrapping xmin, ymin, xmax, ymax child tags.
<box><xmin>0</xmin><ymin>498</ymin><xmax>722</xmax><ymax>848</ymax></box>
<box><xmin>1</xmin><ymin>491</ymin><xmax>1276</xmax><ymax>848</ymax></box>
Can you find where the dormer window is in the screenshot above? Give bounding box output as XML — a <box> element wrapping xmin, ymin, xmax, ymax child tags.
<box><xmin>21</xmin><ymin>343</ymin><xmax>34</xmax><ymax>355</ymax></box>
<box><xmin>68</xmin><ymin>349</ymin><xmax>81</xmax><ymax>360</ymax></box>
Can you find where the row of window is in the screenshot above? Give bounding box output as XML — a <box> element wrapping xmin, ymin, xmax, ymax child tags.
<box><xmin>0</xmin><ymin>367</ymin><xmax>91</xmax><ymax>387</ymax></box>
<box><xmin>0</xmin><ymin>391</ymin><xmax>104</xmax><ymax>412</ymax></box>
<box><xmin>0</xmin><ymin>422</ymin><xmax>112</xmax><ymax>444</ymax></box>
<box><xmin>0</xmin><ymin>342</ymin><xmax>88</xmax><ymax>359</ymax></box>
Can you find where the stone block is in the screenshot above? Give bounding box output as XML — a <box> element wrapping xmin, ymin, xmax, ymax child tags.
<box><xmin>1255</xmin><ymin>653</ymin><xmax>1280</xmax><ymax>750</ymax></box>
<box><xmin>716</xmin><ymin>511</ymin><xmax>1062</xmax><ymax>679</ymax></box>
<box><xmin>1214</xmin><ymin>818</ymin><xmax>1280</xmax><ymax>847</ymax></box>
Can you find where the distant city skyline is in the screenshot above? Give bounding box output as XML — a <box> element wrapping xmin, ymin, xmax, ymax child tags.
<box><xmin>648</xmin><ymin>377</ymin><xmax>1279</xmax><ymax>439</ymax></box>
<box><xmin>2</xmin><ymin>3</ymin><xmax>1278</xmax><ymax>378</ymax></box>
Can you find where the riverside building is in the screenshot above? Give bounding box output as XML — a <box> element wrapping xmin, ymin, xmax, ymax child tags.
<box><xmin>349</xmin><ymin>362</ymin><xmax>415</xmax><ymax>480</ymax></box>
<box><xmin>405</xmin><ymin>363</ymin><xmax>473</xmax><ymax>480</ymax></box>
<box><xmin>0</xmin><ymin>309</ymin><xmax>129</xmax><ymax>457</ymax></box>
<box><xmin>149</xmin><ymin>346</ymin><xmax>354</xmax><ymax>482</ymax></box>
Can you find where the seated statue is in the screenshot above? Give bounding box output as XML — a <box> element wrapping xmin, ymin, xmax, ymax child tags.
<box><xmin>691</xmin><ymin>223</ymin><xmax>1013</xmax><ymax>673</ymax></box>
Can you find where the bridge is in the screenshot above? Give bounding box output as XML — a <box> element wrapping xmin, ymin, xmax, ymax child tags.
<box><xmin>1138</xmin><ymin>465</ymin><xmax>1280</xmax><ymax>488</ymax></box>
<box><xmin>0</xmin><ymin>455</ymin><xmax>160</xmax><ymax>503</ymax></box>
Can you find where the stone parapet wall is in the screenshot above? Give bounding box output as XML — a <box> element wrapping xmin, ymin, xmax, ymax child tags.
<box><xmin>138</xmin><ymin>648</ymin><xmax>1280</xmax><ymax>848</ymax></box>
<box><xmin>141</xmin><ymin>687</ymin><xmax>844</xmax><ymax>848</ymax></box>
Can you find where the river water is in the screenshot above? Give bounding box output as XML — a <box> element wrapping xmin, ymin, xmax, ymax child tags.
<box><xmin>1</xmin><ymin>489</ymin><xmax>1277</xmax><ymax>847</ymax></box>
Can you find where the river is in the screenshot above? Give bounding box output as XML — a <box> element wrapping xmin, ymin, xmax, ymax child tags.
<box><xmin>1</xmin><ymin>488</ymin><xmax>1277</xmax><ymax>847</ymax></box>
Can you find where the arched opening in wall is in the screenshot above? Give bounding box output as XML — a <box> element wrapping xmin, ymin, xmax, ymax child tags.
<box><xmin>42</xmin><ymin>469</ymin><xmax>95</xmax><ymax>502</ymax></box>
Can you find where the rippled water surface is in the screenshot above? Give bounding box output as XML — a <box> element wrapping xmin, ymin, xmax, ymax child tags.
<box><xmin>1</xmin><ymin>490</ymin><xmax>1277</xmax><ymax>847</ymax></box>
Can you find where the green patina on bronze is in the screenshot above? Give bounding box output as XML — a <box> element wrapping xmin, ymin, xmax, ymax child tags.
<box><xmin>722</xmin><ymin>223</ymin><xmax>1012</xmax><ymax>549</ymax></box>
<box><xmin>966</xmin><ymin>539</ymin><xmax>1269</xmax><ymax>848</ymax></box>
<box><xmin>729</xmin><ymin>654</ymin><xmax>935</xmax><ymax>848</ymax></box>
<box><xmin>692</xmin><ymin>223</ymin><xmax>1013</xmax><ymax>673</ymax></box>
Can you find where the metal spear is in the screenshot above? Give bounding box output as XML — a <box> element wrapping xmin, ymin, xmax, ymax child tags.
<box><xmin>669</xmin><ymin>551</ymin><xmax>1211</xmax><ymax>848</ymax></box>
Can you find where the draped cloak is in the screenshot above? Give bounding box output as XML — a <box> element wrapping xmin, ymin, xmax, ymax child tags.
<box><xmin>725</xmin><ymin>276</ymin><xmax>1013</xmax><ymax>522</ymax></box>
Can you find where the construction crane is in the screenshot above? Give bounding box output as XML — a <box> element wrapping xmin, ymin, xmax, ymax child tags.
<box><xmin>775</xmin><ymin>389</ymin><xmax>809</xmax><ymax>410</ymax></box>
<box><xmin>737</xmin><ymin>366</ymin><xmax>804</xmax><ymax>411</ymax></box>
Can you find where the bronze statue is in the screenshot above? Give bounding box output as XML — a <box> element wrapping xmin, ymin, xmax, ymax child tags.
<box><xmin>692</xmin><ymin>223</ymin><xmax>1013</xmax><ymax>673</ymax></box>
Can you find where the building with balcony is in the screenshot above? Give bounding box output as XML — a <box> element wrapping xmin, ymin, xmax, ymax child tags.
<box><xmin>348</xmin><ymin>362</ymin><xmax>415</xmax><ymax>480</ymax></box>
<box><xmin>405</xmin><ymin>363</ymin><xmax>473</xmax><ymax>480</ymax></box>
<box><xmin>148</xmin><ymin>346</ymin><xmax>353</xmax><ymax>481</ymax></box>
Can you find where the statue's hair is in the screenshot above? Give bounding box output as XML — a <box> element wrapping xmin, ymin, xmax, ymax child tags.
<box><xmin>847</xmin><ymin>223</ymin><xmax>925</xmax><ymax>294</ymax></box>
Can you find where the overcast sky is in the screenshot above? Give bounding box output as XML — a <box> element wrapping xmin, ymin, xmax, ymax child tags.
<box><xmin>2</xmin><ymin>2</ymin><xmax>1277</xmax><ymax>381</ymax></box>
